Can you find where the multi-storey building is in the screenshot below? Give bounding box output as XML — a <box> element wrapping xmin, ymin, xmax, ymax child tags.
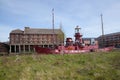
<box><xmin>97</xmin><ymin>32</ymin><xmax>120</xmax><ymax>48</ymax></box>
<box><xmin>9</xmin><ymin>27</ymin><xmax>64</xmax><ymax>53</ymax></box>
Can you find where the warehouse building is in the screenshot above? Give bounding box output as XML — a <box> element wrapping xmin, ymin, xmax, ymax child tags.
<box><xmin>9</xmin><ymin>27</ymin><xmax>64</xmax><ymax>53</ymax></box>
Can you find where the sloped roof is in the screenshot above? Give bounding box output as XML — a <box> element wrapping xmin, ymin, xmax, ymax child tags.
<box><xmin>24</xmin><ymin>28</ymin><xmax>63</xmax><ymax>34</ymax></box>
<box><xmin>10</xmin><ymin>27</ymin><xmax>64</xmax><ymax>34</ymax></box>
<box><xmin>11</xmin><ymin>29</ymin><xmax>23</xmax><ymax>34</ymax></box>
<box><xmin>104</xmin><ymin>32</ymin><xmax>120</xmax><ymax>36</ymax></box>
<box><xmin>97</xmin><ymin>32</ymin><xmax>120</xmax><ymax>38</ymax></box>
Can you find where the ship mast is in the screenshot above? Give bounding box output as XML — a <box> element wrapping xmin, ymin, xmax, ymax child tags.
<box><xmin>101</xmin><ymin>14</ymin><xmax>105</xmax><ymax>47</ymax></box>
<box><xmin>101</xmin><ymin>14</ymin><xmax>104</xmax><ymax>36</ymax></box>
<box><xmin>52</xmin><ymin>8</ymin><xmax>55</xmax><ymax>48</ymax></box>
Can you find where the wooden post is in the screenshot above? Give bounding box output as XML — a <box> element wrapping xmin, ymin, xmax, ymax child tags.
<box><xmin>23</xmin><ymin>45</ymin><xmax>25</xmax><ymax>52</ymax></box>
<box><xmin>29</xmin><ymin>45</ymin><xmax>30</xmax><ymax>52</ymax></box>
<box><xmin>15</xmin><ymin>45</ymin><xmax>16</xmax><ymax>53</ymax></box>
<box><xmin>19</xmin><ymin>45</ymin><xmax>21</xmax><ymax>53</ymax></box>
<box><xmin>9</xmin><ymin>44</ymin><xmax>11</xmax><ymax>53</ymax></box>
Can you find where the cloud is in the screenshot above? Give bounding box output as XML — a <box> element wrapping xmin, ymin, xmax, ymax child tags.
<box><xmin>0</xmin><ymin>0</ymin><xmax>120</xmax><ymax>41</ymax></box>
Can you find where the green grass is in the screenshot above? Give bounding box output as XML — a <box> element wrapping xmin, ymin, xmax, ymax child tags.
<box><xmin>0</xmin><ymin>50</ymin><xmax>120</xmax><ymax>80</ymax></box>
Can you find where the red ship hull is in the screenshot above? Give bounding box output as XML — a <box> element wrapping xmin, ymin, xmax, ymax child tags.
<box><xmin>34</xmin><ymin>46</ymin><xmax>54</xmax><ymax>54</ymax></box>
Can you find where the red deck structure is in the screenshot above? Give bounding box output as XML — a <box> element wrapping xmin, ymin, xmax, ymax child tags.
<box><xmin>35</xmin><ymin>26</ymin><xmax>109</xmax><ymax>54</ymax></box>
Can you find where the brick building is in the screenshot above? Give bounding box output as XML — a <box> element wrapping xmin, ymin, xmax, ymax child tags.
<box><xmin>9</xmin><ymin>27</ymin><xmax>64</xmax><ymax>53</ymax></box>
<box><xmin>0</xmin><ymin>42</ymin><xmax>9</xmax><ymax>54</ymax></box>
<box><xmin>97</xmin><ymin>32</ymin><xmax>120</xmax><ymax>48</ymax></box>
